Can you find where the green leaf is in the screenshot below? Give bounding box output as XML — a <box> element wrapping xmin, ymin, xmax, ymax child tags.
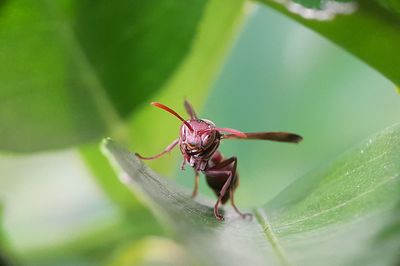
<box><xmin>102</xmin><ymin>123</ymin><xmax>400</xmax><ymax>265</ymax></box>
<box><xmin>255</xmin><ymin>0</ymin><xmax>400</xmax><ymax>86</ymax></box>
<box><xmin>0</xmin><ymin>206</ymin><xmax>14</xmax><ymax>266</ymax></box>
<box><xmin>106</xmin><ymin>237</ymin><xmax>196</xmax><ymax>266</ymax></box>
<box><xmin>24</xmin><ymin>214</ymin><xmax>165</xmax><ymax>266</ymax></box>
<box><xmin>79</xmin><ymin>144</ymin><xmax>143</xmax><ymax>211</ymax></box>
<box><xmin>0</xmin><ymin>0</ymin><xmax>244</xmax><ymax>152</ymax></box>
<box><xmin>376</xmin><ymin>0</ymin><xmax>400</xmax><ymax>15</ymax></box>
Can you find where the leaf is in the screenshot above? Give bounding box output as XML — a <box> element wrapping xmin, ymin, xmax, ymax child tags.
<box><xmin>255</xmin><ymin>0</ymin><xmax>400</xmax><ymax>86</ymax></box>
<box><xmin>24</xmin><ymin>214</ymin><xmax>165</xmax><ymax>266</ymax></box>
<box><xmin>106</xmin><ymin>237</ymin><xmax>196</xmax><ymax>266</ymax></box>
<box><xmin>262</xmin><ymin>123</ymin><xmax>400</xmax><ymax>265</ymax></box>
<box><xmin>376</xmin><ymin>0</ymin><xmax>400</xmax><ymax>15</ymax></box>
<box><xmin>0</xmin><ymin>206</ymin><xmax>15</xmax><ymax>266</ymax></box>
<box><xmin>0</xmin><ymin>0</ymin><xmax>244</xmax><ymax>152</ymax></box>
<box><xmin>79</xmin><ymin>144</ymin><xmax>143</xmax><ymax>211</ymax></box>
<box><xmin>102</xmin><ymin>123</ymin><xmax>400</xmax><ymax>265</ymax></box>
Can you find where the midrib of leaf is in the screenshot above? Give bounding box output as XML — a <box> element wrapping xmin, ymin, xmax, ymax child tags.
<box><xmin>254</xmin><ymin>208</ymin><xmax>290</xmax><ymax>266</ymax></box>
<box><xmin>43</xmin><ymin>0</ymin><xmax>130</xmax><ymax>145</ymax></box>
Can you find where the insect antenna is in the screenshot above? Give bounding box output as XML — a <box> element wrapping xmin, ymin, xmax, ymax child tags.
<box><xmin>151</xmin><ymin>102</ymin><xmax>194</xmax><ymax>131</ymax></box>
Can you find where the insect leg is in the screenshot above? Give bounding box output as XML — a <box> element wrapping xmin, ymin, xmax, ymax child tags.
<box><xmin>205</xmin><ymin>170</ymin><xmax>232</xmax><ymax>221</ymax></box>
<box><xmin>205</xmin><ymin>157</ymin><xmax>237</xmax><ymax>221</ymax></box>
<box><xmin>135</xmin><ymin>138</ymin><xmax>179</xmax><ymax>160</ymax></box>
<box><xmin>191</xmin><ymin>170</ymin><xmax>199</xmax><ymax>198</ymax></box>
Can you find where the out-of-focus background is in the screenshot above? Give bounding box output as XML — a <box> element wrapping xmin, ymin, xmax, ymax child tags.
<box><xmin>0</xmin><ymin>1</ymin><xmax>399</xmax><ymax>265</ymax></box>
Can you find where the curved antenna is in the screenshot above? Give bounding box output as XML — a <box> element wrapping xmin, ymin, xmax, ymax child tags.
<box><xmin>151</xmin><ymin>102</ymin><xmax>194</xmax><ymax>131</ymax></box>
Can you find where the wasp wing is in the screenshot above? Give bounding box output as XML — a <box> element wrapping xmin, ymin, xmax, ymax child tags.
<box><xmin>222</xmin><ymin>132</ymin><xmax>303</xmax><ymax>143</ymax></box>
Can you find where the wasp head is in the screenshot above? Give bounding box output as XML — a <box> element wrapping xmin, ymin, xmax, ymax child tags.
<box><xmin>180</xmin><ymin>119</ymin><xmax>219</xmax><ymax>155</ymax></box>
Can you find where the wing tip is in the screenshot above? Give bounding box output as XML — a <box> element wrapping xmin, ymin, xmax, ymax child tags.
<box><xmin>290</xmin><ymin>134</ymin><xmax>303</xmax><ymax>143</ymax></box>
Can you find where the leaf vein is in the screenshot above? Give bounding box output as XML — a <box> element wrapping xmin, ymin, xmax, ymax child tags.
<box><xmin>254</xmin><ymin>208</ymin><xmax>290</xmax><ymax>266</ymax></box>
<box><xmin>276</xmin><ymin>174</ymin><xmax>399</xmax><ymax>230</ymax></box>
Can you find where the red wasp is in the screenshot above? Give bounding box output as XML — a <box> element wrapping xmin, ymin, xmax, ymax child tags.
<box><xmin>136</xmin><ymin>100</ymin><xmax>302</xmax><ymax>221</ymax></box>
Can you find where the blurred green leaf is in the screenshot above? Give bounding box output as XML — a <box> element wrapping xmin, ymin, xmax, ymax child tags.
<box><xmin>80</xmin><ymin>143</ymin><xmax>143</xmax><ymax>211</ymax></box>
<box><xmin>102</xmin><ymin>123</ymin><xmax>400</xmax><ymax>265</ymax></box>
<box><xmin>289</xmin><ymin>0</ymin><xmax>354</xmax><ymax>9</ymax></box>
<box><xmin>255</xmin><ymin>0</ymin><xmax>400</xmax><ymax>86</ymax></box>
<box><xmin>106</xmin><ymin>237</ymin><xmax>196</xmax><ymax>266</ymax></box>
<box><xmin>0</xmin><ymin>0</ymin><xmax>243</xmax><ymax>152</ymax></box>
<box><xmin>74</xmin><ymin>0</ymin><xmax>208</xmax><ymax>118</ymax></box>
<box><xmin>0</xmin><ymin>2</ymin><xmax>245</xmax><ymax>264</ymax></box>
<box><xmin>376</xmin><ymin>0</ymin><xmax>400</xmax><ymax>14</ymax></box>
<box><xmin>0</xmin><ymin>205</ymin><xmax>4</xmax><ymax>246</ymax></box>
<box><xmin>24</xmin><ymin>212</ymin><xmax>165</xmax><ymax>266</ymax></box>
<box><xmin>0</xmin><ymin>206</ymin><xmax>14</xmax><ymax>266</ymax></box>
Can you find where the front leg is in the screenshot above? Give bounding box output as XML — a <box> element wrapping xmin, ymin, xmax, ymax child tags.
<box><xmin>135</xmin><ymin>139</ymin><xmax>179</xmax><ymax>160</ymax></box>
<box><xmin>191</xmin><ymin>170</ymin><xmax>199</xmax><ymax>198</ymax></box>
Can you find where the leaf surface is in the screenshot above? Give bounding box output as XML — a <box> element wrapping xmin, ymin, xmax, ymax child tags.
<box><xmin>102</xmin><ymin>124</ymin><xmax>400</xmax><ymax>265</ymax></box>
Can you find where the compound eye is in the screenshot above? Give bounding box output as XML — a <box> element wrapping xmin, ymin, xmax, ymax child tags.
<box><xmin>201</xmin><ymin>133</ymin><xmax>213</xmax><ymax>147</ymax></box>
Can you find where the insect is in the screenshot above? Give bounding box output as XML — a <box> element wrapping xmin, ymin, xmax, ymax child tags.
<box><xmin>136</xmin><ymin>100</ymin><xmax>303</xmax><ymax>221</ymax></box>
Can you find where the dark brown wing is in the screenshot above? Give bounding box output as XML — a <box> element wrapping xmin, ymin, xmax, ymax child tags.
<box><xmin>223</xmin><ymin>132</ymin><xmax>303</xmax><ymax>143</ymax></box>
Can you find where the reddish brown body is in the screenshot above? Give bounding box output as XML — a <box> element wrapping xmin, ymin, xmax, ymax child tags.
<box><xmin>136</xmin><ymin>100</ymin><xmax>302</xmax><ymax>221</ymax></box>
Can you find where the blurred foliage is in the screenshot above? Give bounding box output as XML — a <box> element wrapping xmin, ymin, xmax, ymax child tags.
<box><xmin>106</xmin><ymin>237</ymin><xmax>196</xmax><ymax>266</ymax></box>
<box><xmin>377</xmin><ymin>0</ymin><xmax>400</xmax><ymax>14</ymax></box>
<box><xmin>0</xmin><ymin>0</ymin><xmax>245</xmax><ymax>264</ymax></box>
<box><xmin>291</xmin><ymin>0</ymin><xmax>354</xmax><ymax>9</ymax></box>
<box><xmin>0</xmin><ymin>206</ymin><xmax>14</xmax><ymax>266</ymax></box>
<box><xmin>74</xmin><ymin>0</ymin><xmax>208</xmax><ymax>117</ymax></box>
<box><xmin>103</xmin><ymin>123</ymin><xmax>400</xmax><ymax>265</ymax></box>
<box><xmin>24</xmin><ymin>213</ymin><xmax>165</xmax><ymax>266</ymax></box>
<box><xmin>256</xmin><ymin>0</ymin><xmax>400</xmax><ymax>86</ymax></box>
<box><xmin>80</xmin><ymin>144</ymin><xmax>141</xmax><ymax>211</ymax></box>
<box><xmin>0</xmin><ymin>0</ymin><xmax>241</xmax><ymax>152</ymax></box>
